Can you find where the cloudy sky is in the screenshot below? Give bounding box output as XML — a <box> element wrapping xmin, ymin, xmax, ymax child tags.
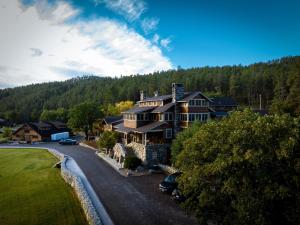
<box><xmin>0</xmin><ymin>0</ymin><xmax>299</xmax><ymax>88</ymax></box>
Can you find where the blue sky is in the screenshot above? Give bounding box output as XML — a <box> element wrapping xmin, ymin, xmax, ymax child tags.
<box><xmin>70</xmin><ymin>0</ymin><xmax>300</xmax><ymax>67</ymax></box>
<box><xmin>0</xmin><ymin>0</ymin><xmax>299</xmax><ymax>88</ymax></box>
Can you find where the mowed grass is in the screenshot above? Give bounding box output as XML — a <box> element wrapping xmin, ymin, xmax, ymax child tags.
<box><xmin>0</xmin><ymin>148</ymin><xmax>87</xmax><ymax>225</ymax></box>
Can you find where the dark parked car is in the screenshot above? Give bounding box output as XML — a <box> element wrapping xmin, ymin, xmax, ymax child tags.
<box><xmin>58</xmin><ymin>139</ymin><xmax>78</xmax><ymax>145</ymax></box>
<box><xmin>171</xmin><ymin>189</ymin><xmax>186</xmax><ymax>202</ymax></box>
<box><xmin>159</xmin><ymin>172</ymin><xmax>182</xmax><ymax>193</ymax></box>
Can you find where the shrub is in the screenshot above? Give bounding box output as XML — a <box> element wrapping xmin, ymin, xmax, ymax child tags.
<box><xmin>97</xmin><ymin>131</ymin><xmax>119</xmax><ymax>151</ymax></box>
<box><xmin>0</xmin><ymin>137</ymin><xmax>8</xmax><ymax>144</ymax></box>
<box><xmin>124</xmin><ymin>156</ymin><xmax>141</xmax><ymax>170</ymax></box>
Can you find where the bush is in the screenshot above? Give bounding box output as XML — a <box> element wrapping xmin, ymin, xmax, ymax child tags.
<box><xmin>0</xmin><ymin>137</ymin><xmax>8</xmax><ymax>144</ymax></box>
<box><xmin>124</xmin><ymin>156</ymin><xmax>141</xmax><ymax>170</ymax></box>
<box><xmin>97</xmin><ymin>131</ymin><xmax>119</xmax><ymax>151</ymax></box>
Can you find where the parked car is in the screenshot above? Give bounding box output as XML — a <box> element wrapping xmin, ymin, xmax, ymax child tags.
<box><xmin>58</xmin><ymin>139</ymin><xmax>78</xmax><ymax>145</ymax></box>
<box><xmin>171</xmin><ymin>188</ymin><xmax>186</xmax><ymax>202</ymax></box>
<box><xmin>159</xmin><ymin>172</ymin><xmax>182</xmax><ymax>193</ymax></box>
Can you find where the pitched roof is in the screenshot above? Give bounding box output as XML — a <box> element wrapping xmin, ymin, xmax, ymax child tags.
<box><xmin>13</xmin><ymin>122</ymin><xmax>52</xmax><ymax>136</ymax></box>
<box><xmin>151</xmin><ymin>102</ymin><xmax>175</xmax><ymax>113</ymax></box>
<box><xmin>135</xmin><ymin>121</ymin><xmax>167</xmax><ymax>133</ymax></box>
<box><xmin>115</xmin><ymin>121</ymin><xmax>166</xmax><ymax>134</ymax></box>
<box><xmin>178</xmin><ymin>92</ymin><xmax>212</xmax><ymax>102</ymax></box>
<box><xmin>102</xmin><ymin>116</ymin><xmax>123</xmax><ymax>125</ymax></box>
<box><xmin>45</xmin><ymin>121</ymin><xmax>67</xmax><ymax>128</ymax></box>
<box><xmin>139</xmin><ymin>94</ymin><xmax>172</xmax><ymax>102</ymax></box>
<box><xmin>30</xmin><ymin>122</ymin><xmax>52</xmax><ymax>129</ymax></box>
<box><xmin>211</xmin><ymin>97</ymin><xmax>237</xmax><ymax>106</ymax></box>
<box><xmin>122</xmin><ymin>106</ymin><xmax>156</xmax><ymax>114</ymax></box>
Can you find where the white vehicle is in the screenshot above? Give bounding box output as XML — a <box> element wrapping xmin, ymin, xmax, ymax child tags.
<box><xmin>51</xmin><ymin>132</ymin><xmax>69</xmax><ymax>141</ymax></box>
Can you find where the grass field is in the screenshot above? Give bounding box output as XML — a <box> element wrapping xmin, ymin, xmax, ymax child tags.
<box><xmin>0</xmin><ymin>148</ymin><xmax>87</xmax><ymax>225</ymax></box>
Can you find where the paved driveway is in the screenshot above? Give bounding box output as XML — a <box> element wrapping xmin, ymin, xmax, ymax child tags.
<box><xmin>3</xmin><ymin>143</ymin><xmax>197</xmax><ymax>225</ymax></box>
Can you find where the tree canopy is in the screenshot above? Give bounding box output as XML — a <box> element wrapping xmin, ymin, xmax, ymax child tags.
<box><xmin>0</xmin><ymin>56</ymin><xmax>299</xmax><ymax>123</ymax></box>
<box><xmin>174</xmin><ymin>110</ymin><xmax>300</xmax><ymax>225</ymax></box>
<box><xmin>39</xmin><ymin>108</ymin><xmax>68</xmax><ymax>122</ymax></box>
<box><xmin>68</xmin><ymin>102</ymin><xmax>102</xmax><ymax>140</ymax></box>
<box><xmin>96</xmin><ymin>131</ymin><xmax>119</xmax><ymax>152</ymax></box>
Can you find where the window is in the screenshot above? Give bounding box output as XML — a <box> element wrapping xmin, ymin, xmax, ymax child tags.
<box><xmin>165</xmin><ymin>128</ymin><xmax>173</xmax><ymax>139</ymax></box>
<box><xmin>202</xmin><ymin>113</ymin><xmax>208</xmax><ymax>121</ymax></box>
<box><xmin>195</xmin><ymin>113</ymin><xmax>201</xmax><ymax>121</ymax></box>
<box><xmin>126</xmin><ymin>114</ymin><xmax>136</xmax><ymax>120</ymax></box>
<box><xmin>189</xmin><ymin>99</ymin><xmax>208</xmax><ymax>107</ymax></box>
<box><xmin>189</xmin><ymin>113</ymin><xmax>195</xmax><ymax>121</ymax></box>
<box><xmin>179</xmin><ymin>113</ymin><xmax>187</xmax><ymax>121</ymax></box>
<box><xmin>159</xmin><ymin>114</ymin><xmax>164</xmax><ymax>121</ymax></box>
<box><xmin>165</xmin><ymin>112</ymin><xmax>173</xmax><ymax>121</ymax></box>
<box><xmin>144</xmin><ymin>113</ymin><xmax>149</xmax><ymax>121</ymax></box>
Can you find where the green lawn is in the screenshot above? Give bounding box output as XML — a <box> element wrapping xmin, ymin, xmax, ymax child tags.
<box><xmin>0</xmin><ymin>148</ymin><xmax>87</xmax><ymax>225</ymax></box>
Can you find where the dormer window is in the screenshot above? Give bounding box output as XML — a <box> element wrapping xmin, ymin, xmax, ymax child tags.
<box><xmin>189</xmin><ymin>99</ymin><xmax>208</xmax><ymax>107</ymax></box>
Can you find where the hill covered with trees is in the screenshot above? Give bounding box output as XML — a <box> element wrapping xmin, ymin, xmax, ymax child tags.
<box><xmin>0</xmin><ymin>56</ymin><xmax>299</xmax><ymax>123</ymax></box>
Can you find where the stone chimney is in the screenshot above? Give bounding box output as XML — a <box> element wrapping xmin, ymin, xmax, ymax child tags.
<box><xmin>154</xmin><ymin>91</ymin><xmax>159</xmax><ymax>97</ymax></box>
<box><xmin>140</xmin><ymin>91</ymin><xmax>145</xmax><ymax>101</ymax></box>
<box><xmin>172</xmin><ymin>83</ymin><xmax>184</xmax><ymax>103</ymax></box>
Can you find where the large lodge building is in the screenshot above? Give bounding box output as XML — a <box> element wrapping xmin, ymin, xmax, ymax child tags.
<box><xmin>112</xmin><ymin>83</ymin><xmax>236</xmax><ymax>166</ymax></box>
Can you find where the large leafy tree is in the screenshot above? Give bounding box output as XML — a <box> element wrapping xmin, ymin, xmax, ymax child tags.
<box><xmin>171</xmin><ymin>121</ymin><xmax>202</xmax><ymax>164</ymax></box>
<box><xmin>104</xmin><ymin>100</ymin><xmax>134</xmax><ymax>116</ymax></box>
<box><xmin>97</xmin><ymin>131</ymin><xmax>119</xmax><ymax>153</ymax></box>
<box><xmin>68</xmin><ymin>102</ymin><xmax>102</xmax><ymax>140</ymax></box>
<box><xmin>174</xmin><ymin>109</ymin><xmax>300</xmax><ymax>225</ymax></box>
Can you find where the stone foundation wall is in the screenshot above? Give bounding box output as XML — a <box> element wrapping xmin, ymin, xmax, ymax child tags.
<box><xmin>47</xmin><ymin>148</ymin><xmax>102</xmax><ymax>225</ymax></box>
<box><xmin>126</xmin><ymin>142</ymin><xmax>146</xmax><ymax>161</ymax></box>
<box><xmin>126</xmin><ymin>142</ymin><xmax>169</xmax><ymax>165</ymax></box>
<box><xmin>146</xmin><ymin>144</ymin><xmax>170</xmax><ymax>165</ymax></box>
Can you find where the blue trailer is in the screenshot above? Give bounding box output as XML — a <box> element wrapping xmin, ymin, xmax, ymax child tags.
<box><xmin>51</xmin><ymin>132</ymin><xmax>69</xmax><ymax>141</ymax></box>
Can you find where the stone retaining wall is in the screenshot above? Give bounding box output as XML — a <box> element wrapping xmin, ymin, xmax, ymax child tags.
<box><xmin>126</xmin><ymin>142</ymin><xmax>146</xmax><ymax>161</ymax></box>
<box><xmin>126</xmin><ymin>142</ymin><xmax>170</xmax><ymax>165</ymax></box>
<box><xmin>46</xmin><ymin>148</ymin><xmax>102</xmax><ymax>225</ymax></box>
<box><xmin>158</xmin><ymin>164</ymin><xmax>179</xmax><ymax>174</ymax></box>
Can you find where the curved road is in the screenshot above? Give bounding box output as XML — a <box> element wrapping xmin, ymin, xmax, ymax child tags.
<box><xmin>9</xmin><ymin>143</ymin><xmax>197</xmax><ymax>225</ymax></box>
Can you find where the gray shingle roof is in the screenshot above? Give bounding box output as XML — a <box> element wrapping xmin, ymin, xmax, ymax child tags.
<box><xmin>151</xmin><ymin>102</ymin><xmax>175</xmax><ymax>113</ymax></box>
<box><xmin>122</xmin><ymin>106</ymin><xmax>156</xmax><ymax>114</ymax></box>
<box><xmin>179</xmin><ymin>92</ymin><xmax>212</xmax><ymax>102</ymax></box>
<box><xmin>139</xmin><ymin>95</ymin><xmax>172</xmax><ymax>102</ymax></box>
<box><xmin>102</xmin><ymin>116</ymin><xmax>123</xmax><ymax>124</ymax></box>
<box><xmin>115</xmin><ymin>121</ymin><xmax>166</xmax><ymax>134</ymax></box>
<box><xmin>211</xmin><ymin>97</ymin><xmax>237</xmax><ymax>106</ymax></box>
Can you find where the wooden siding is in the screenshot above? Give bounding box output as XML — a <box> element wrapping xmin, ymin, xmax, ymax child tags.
<box><xmin>12</xmin><ymin>125</ymin><xmax>42</xmax><ymax>142</ymax></box>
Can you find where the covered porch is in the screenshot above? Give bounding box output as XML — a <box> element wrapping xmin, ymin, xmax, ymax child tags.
<box><xmin>123</xmin><ymin>131</ymin><xmax>165</xmax><ymax>145</ymax></box>
<box><xmin>115</xmin><ymin>121</ymin><xmax>167</xmax><ymax>146</ymax></box>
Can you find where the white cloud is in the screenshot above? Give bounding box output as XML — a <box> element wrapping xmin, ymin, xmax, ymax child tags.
<box><xmin>152</xmin><ymin>34</ymin><xmax>160</xmax><ymax>44</ymax></box>
<box><xmin>141</xmin><ymin>17</ymin><xmax>159</xmax><ymax>34</ymax></box>
<box><xmin>95</xmin><ymin>0</ymin><xmax>146</xmax><ymax>21</ymax></box>
<box><xmin>30</xmin><ymin>48</ymin><xmax>43</xmax><ymax>57</ymax></box>
<box><xmin>160</xmin><ymin>37</ymin><xmax>172</xmax><ymax>51</ymax></box>
<box><xmin>0</xmin><ymin>0</ymin><xmax>172</xmax><ymax>88</ymax></box>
